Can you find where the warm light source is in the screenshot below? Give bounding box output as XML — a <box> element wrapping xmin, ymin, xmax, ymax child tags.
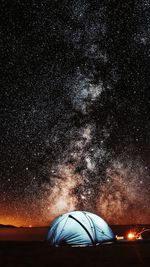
<box><xmin>127</xmin><ymin>232</ymin><xmax>136</xmax><ymax>240</ymax></box>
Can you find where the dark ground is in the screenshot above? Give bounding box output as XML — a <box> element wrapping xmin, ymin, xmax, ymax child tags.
<box><xmin>0</xmin><ymin>241</ymin><xmax>150</xmax><ymax>267</ymax></box>
<box><xmin>0</xmin><ymin>226</ymin><xmax>150</xmax><ymax>267</ymax></box>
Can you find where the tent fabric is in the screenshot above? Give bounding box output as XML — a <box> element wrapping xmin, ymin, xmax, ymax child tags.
<box><xmin>47</xmin><ymin>211</ymin><xmax>115</xmax><ymax>246</ymax></box>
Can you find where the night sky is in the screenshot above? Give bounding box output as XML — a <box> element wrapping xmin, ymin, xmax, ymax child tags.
<box><xmin>1</xmin><ymin>0</ymin><xmax>150</xmax><ymax>226</ymax></box>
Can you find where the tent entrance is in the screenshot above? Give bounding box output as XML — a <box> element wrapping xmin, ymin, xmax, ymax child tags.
<box><xmin>68</xmin><ymin>214</ymin><xmax>94</xmax><ymax>245</ymax></box>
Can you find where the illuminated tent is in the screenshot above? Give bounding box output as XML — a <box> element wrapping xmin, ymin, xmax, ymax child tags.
<box><xmin>47</xmin><ymin>211</ymin><xmax>115</xmax><ymax>246</ymax></box>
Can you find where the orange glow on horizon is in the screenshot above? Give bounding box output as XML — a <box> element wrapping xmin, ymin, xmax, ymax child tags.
<box><xmin>0</xmin><ymin>216</ymin><xmax>24</xmax><ymax>227</ymax></box>
<box><xmin>0</xmin><ymin>197</ymin><xmax>150</xmax><ymax>227</ymax></box>
<box><xmin>0</xmin><ymin>213</ymin><xmax>52</xmax><ymax>227</ymax></box>
<box><xmin>0</xmin><ymin>216</ymin><xmax>51</xmax><ymax>227</ymax></box>
<box><xmin>0</xmin><ymin>203</ymin><xmax>51</xmax><ymax>227</ymax></box>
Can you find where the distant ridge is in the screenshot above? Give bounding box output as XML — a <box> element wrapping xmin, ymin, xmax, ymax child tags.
<box><xmin>0</xmin><ymin>224</ymin><xmax>17</xmax><ymax>228</ymax></box>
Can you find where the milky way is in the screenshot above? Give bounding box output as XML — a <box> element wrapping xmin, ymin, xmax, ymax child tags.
<box><xmin>0</xmin><ymin>0</ymin><xmax>150</xmax><ymax>226</ymax></box>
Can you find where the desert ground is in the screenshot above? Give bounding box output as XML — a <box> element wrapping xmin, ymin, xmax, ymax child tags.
<box><xmin>0</xmin><ymin>226</ymin><xmax>150</xmax><ymax>267</ymax></box>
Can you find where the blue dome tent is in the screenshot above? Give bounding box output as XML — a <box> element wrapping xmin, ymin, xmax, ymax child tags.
<box><xmin>47</xmin><ymin>211</ymin><xmax>115</xmax><ymax>246</ymax></box>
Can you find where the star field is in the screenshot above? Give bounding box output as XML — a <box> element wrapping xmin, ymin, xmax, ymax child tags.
<box><xmin>0</xmin><ymin>0</ymin><xmax>150</xmax><ymax>226</ymax></box>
